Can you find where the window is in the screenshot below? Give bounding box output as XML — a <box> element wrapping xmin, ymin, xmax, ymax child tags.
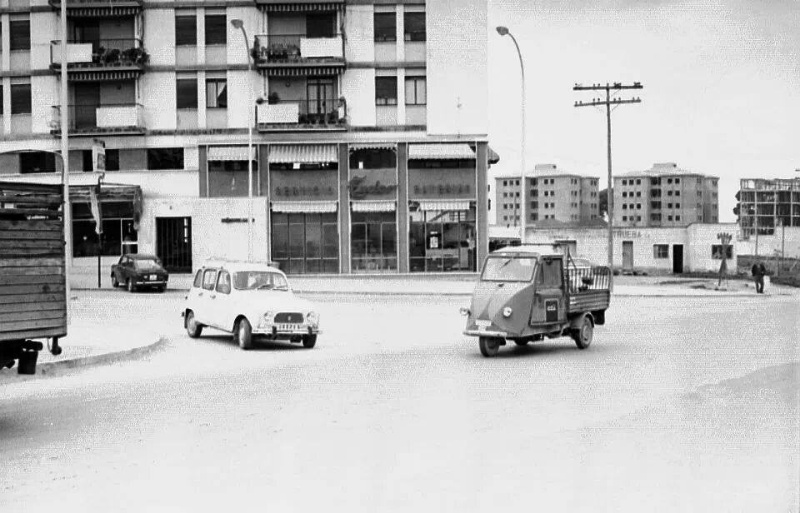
<box><xmin>202</xmin><ymin>269</ymin><xmax>218</xmax><ymax>291</ymax></box>
<box><xmin>503</xmin><ymin>180</ymin><xmax>507</xmax><ymax>186</ymax></box>
<box><xmin>215</xmin><ymin>271</ymin><xmax>231</xmax><ymax>294</ymax></box>
<box><xmin>193</xmin><ymin>270</ymin><xmax>203</xmax><ymax>288</ymax></box>
<box><xmin>636</xmin><ymin>179</ymin><xmax>641</xmax><ymax>185</ymax></box>
<box><xmin>175</xmin><ymin>13</ymin><xmax>197</xmax><ymax>46</ymax></box>
<box><xmin>651</xmin><ymin>201</ymin><xmax>661</xmax><ymax>209</ymax></box>
<box><xmin>636</xmin><ymin>203</ymin><xmax>642</xmax><ymax>209</ymax></box>
<box><xmin>675</xmin><ymin>190</ymin><xmax>681</xmax><ymax>196</ymax></box>
<box><xmin>404</xmin><ymin>12</ymin><xmax>425</xmax><ymax>41</ymax></box>
<box><xmin>204</xmin><ymin>14</ymin><xmax>226</xmax><ymax>45</ymax></box>
<box><xmin>206</xmin><ymin>78</ymin><xmax>227</xmax><ymax>108</ymax></box>
<box><xmin>667</xmin><ymin>215</ymin><xmax>673</xmax><ymax>221</ymax></box>
<box><xmin>711</xmin><ymin>245</ymin><xmax>733</xmax><ymax>259</ymax></box>
<box><xmin>675</xmin><ymin>215</ymin><xmax>681</xmax><ymax>221</ymax></box>
<box><xmin>622</xmin><ymin>216</ymin><xmax>627</xmax><ymax>221</ymax></box>
<box><xmin>375</xmin><ymin>76</ymin><xmax>397</xmax><ymax>105</ymax></box>
<box><xmin>10</xmin><ymin>83</ymin><xmax>31</xmax><ymax>114</ymax></box>
<box><xmin>0</xmin><ymin>87</ymin><xmax>3</xmax><ymax>115</ymax></box>
<box><xmin>653</xmin><ymin>244</ymin><xmax>669</xmax><ymax>259</ymax></box>
<box><xmin>622</xmin><ymin>192</ymin><xmax>627</xmax><ymax>198</ymax></box>
<box><xmin>10</xmin><ymin>19</ymin><xmax>30</xmax><ymax>51</ymax></box>
<box><xmin>20</xmin><ymin>152</ymin><xmax>56</xmax><ymax>174</ymax></box>
<box><xmin>675</xmin><ymin>178</ymin><xmax>681</xmax><ymax>184</ymax></box>
<box><xmin>374</xmin><ymin>13</ymin><xmax>396</xmax><ymax>42</ymax></box>
<box><xmin>147</xmin><ymin>148</ymin><xmax>184</xmax><ymax>170</ymax></box>
<box><xmin>105</xmin><ymin>149</ymin><xmax>120</xmax><ymax>171</ymax></box>
<box><xmin>176</xmin><ymin>77</ymin><xmax>198</xmax><ymax>109</ymax></box>
<box><xmin>622</xmin><ymin>179</ymin><xmax>627</xmax><ymax>185</ymax></box>
<box><xmin>405</xmin><ymin>76</ymin><xmax>426</xmax><ymax>105</ymax></box>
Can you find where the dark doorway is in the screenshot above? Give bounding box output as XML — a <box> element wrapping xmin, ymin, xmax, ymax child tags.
<box><xmin>622</xmin><ymin>241</ymin><xmax>634</xmax><ymax>272</ymax></box>
<box><xmin>156</xmin><ymin>217</ymin><xmax>193</xmax><ymax>273</ymax></box>
<box><xmin>672</xmin><ymin>244</ymin><xmax>684</xmax><ymax>273</ymax></box>
<box><xmin>74</xmin><ymin>84</ymin><xmax>100</xmax><ymax>129</ymax></box>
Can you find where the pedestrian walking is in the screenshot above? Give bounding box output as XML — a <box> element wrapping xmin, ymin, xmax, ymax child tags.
<box><xmin>751</xmin><ymin>260</ymin><xmax>766</xmax><ymax>293</ymax></box>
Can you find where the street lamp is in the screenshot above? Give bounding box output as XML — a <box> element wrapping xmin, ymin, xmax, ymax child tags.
<box><xmin>496</xmin><ymin>26</ymin><xmax>527</xmax><ymax>244</ymax></box>
<box><xmin>231</xmin><ymin>18</ymin><xmax>255</xmax><ymax>261</ymax></box>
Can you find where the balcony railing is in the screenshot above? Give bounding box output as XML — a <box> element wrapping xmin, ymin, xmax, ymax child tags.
<box><xmin>51</xmin><ymin>103</ymin><xmax>145</xmax><ymax>134</ymax></box>
<box><xmin>51</xmin><ymin>38</ymin><xmax>148</xmax><ymax>69</ymax></box>
<box><xmin>256</xmin><ymin>98</ymin><xmax>346</xmax><ymax>131</ymax></box>
<box><xmin>254</xmin><ymin>34</ymin><xmax>344</xmax><ymax>63</ymax></box>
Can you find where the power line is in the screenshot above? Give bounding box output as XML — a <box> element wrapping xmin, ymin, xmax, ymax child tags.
<box><xmin>573</xmin><ymin>82</ymin><xmax>643</xmax><ymax>289</ymax></box>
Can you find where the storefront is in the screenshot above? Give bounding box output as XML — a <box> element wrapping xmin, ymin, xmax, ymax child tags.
<box><xmin>269</xmin><ymin>144</ymin><xmax>340</xmax><ymax>274</ymax></box>
<box><xmin>70</xmin><ymin>183</ymin><xmax>142</xmax><ymax>258</ymax></box>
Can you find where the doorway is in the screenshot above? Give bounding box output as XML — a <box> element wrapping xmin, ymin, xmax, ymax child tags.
<box><xmin>307</xmin><ymin>78</ymin><xmax>335</xmax><ymax>124</ymax></box>
<box><xmin>74</xmin><ymin>84</ymin><xmax>100</xmax><ymax>129</ymax></box>
<box><xmin>156</xmin><ymin>217</ymin><xmax>193</xmax><ymax>273</ymax></box>
<box><xmin>622</xmin><ymin>241</ymin><xmax>634</xmax><ymax>272</ymax></box>
<box><xmin>672</xmin><ymin>244</ymin><xmax>684</xmax><ymax>273</ymax></box>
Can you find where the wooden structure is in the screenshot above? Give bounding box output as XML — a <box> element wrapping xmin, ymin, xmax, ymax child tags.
<box><xmin>0</xmin><ymin>182</ymin><xmax>66</xmax><ymax>374</ymax></box>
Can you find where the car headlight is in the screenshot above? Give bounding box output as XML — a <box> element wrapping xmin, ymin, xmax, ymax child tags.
<box><xmin>262</xmin><ymin>311</ymin><xmax>274</xmax><ymax>323</ymax></box>
<box><xmin>502</xmin><ymin>306</ymin><xmax>513</xmax><ymax>318</ymax></box>
<box><xmin>459</xmin><ymin>307</ymin><xmax>471</xmax><ymax>317</ymax></box>
<box><xmin>307</xmin><ymin>311</ymin><xmax>319</xmax><ymax>325</ymax></box>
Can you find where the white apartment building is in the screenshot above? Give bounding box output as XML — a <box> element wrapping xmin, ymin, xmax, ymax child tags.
<box><xmin>0</xmin><ymin>0</ymin><xmax>495</xmax><ymax>278</ymax></box>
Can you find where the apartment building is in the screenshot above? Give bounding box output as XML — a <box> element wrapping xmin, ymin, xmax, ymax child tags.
<box><xmin>614</xmin><ymin>163</ymin><xmax>719</xmax><ymax>228</ymax></box>
<box><xmin>736</xmin><ymin>177</ymin><xmax>800</xmax><ymax>237</ymax></box>
<box><xmin>0</xmin><ymin>0</ymin><xmax>494</xmax><ymax>277</ymax></box>
<box><xmin>493</xmin><ymin>164</ymin><xmax>600</xmax><ymax>227</ymax></box>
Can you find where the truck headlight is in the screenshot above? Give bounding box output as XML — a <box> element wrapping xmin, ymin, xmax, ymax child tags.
<box><xmin>502</xmin><ymin>306</ymin><xmax>513</xmax><ymax>318</ymax></box>
<box><xmin>459</xmin><ymin>307</ymin><xmax>471</xmax><ymax>317</ymax></box>
<box><xmin>307</xmin><ymin>311</ymin><xmax>319</xmax><ymax>326</ymax></box>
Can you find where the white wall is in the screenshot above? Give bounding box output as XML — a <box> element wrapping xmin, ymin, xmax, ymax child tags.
<box><xmin>140</xmin><ymin>72</ymin><xmax>177</xmax><ymax>130</ymax></box>
<box><xmin>341</xmin><ymin>68</ymin><xmax>375</xmax><ymax>127</ymax></box>
<box><xmin>30</xmin><ymin>12</ymin><xmax>58</xmax><ymax>69</ymax></box>
<box><xmin>144</xmin><ymin>9</ymin><xmax>176</xmax><ymax>66</ymax></box>
<box><xmin>31</xmin><ymin>76</ymin><xmax>58</xmax><ymax>134</ymax></box>
<box><xmin>227</xmin><ymin>7</ymin><xmax>258</xmax><ymax>65</ymax></box>
<box><xmin>426</xmin><ymin>0</ymin><xmax>488</xmax><ymax>136</ymax></box>
<box><xmin>344</xmin><ymin>5</ymin><xmax>374</xmax><ymax>62</ymax></box>
<box><xmin>226</xmin><ymin>70</ymin><xmax>261</xmax><ymax>128</ymax></box>
<box><xmin>737</xmin><ymin>226</ymin><xmax>800</xmax><ymax>259</ymax></box>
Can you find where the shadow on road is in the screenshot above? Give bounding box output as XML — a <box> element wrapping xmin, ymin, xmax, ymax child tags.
<box><xmin>195</xmin><ymin>334</ymin><xmax>307</xmax><ymax>352</ymax></box>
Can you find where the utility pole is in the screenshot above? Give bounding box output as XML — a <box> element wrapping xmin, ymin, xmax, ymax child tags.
<box><xmin>573</xmin><ymin>82</ymin><xmax>643</xmax><ymax>288</ymax></box>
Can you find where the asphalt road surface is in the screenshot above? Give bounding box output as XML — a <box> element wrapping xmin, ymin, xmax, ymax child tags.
<box><xmin>2</xmin><ymin>290</ymin><xmax>798</xmax><ymax>513</ymax></box>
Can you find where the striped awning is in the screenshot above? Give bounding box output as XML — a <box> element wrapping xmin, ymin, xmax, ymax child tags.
<box><xmin>409</xmin><ymin>144</ymin><xmax>475</xmax><ymax>160</ymax></box>
<box><xmin>418</xmin><ymin>200</ymin><xmax>472</xmax><ymax>211</ymax></box>
<box><xmin>68</xmin><ymin>6</ymin><xmax>141</xmax><ymax>17</ymax></box>
<box><xmin>351</xmin><ymin>200</ymin><xmax>396</xmax><ymax>213</ymax></box>
<box><xmin>68</xmin><ymin>69</ymin><xmax>141</xmax><ymax>82</ymax></box>
<box><xmin>349</xmin><ymin>143</ymin><xmax>397</xmax><ymax>152</ymax></box>
<box><xmin>208</xmin><ymin>146</ymin><xmax>256</xmax><ymax>161</ymax></box>
<box><xmin>488</xmin><ymin>146</ymin><xmax>500</xmax><ymax>164</ymax></box>
<box><xmin>271</xmin><ymin>201</ymin><xmax>338</xmax><ymax>213</ymax></box>
<box><xmin>262</xmin><ymin>65</ymin><xmax>344</xmax><ymax>77</ymax></box>
<box><xmin>257</xmin><ymin>1</ymin><xmax>343</xmax><ymax>12</ymax></box>
<box><xmin>270</xmin><ymin>144</ymin><xmax>338</xmax><ymax>164</ymax></box>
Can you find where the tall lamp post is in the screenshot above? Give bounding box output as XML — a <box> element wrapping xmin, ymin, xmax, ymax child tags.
<box><xmin>231</xmin><ymin>19</ymin><xmax>255</xmax><ymax>261</ymax></box>
<box><xmin>496</xmin><ymin>26</ymin><xmax>526</xmax><ymax>244</ymax></box>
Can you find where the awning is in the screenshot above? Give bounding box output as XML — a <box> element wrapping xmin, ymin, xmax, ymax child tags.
<box><xmin>270</xmin><ymin>144</ymin><xmax>338</xmax><ymax>164</ymax></box>
<box><xmin>271</xmin><ymin>201</ymin><xmax>337</xmax><ymax>213</ymax></box>
<box><xmin>408</xmin><ymin>144</ymin><xmax>475</xmax><ymax>160</ymax></box>
<box><xmin>418</xmin><ymin>200</ymin><xmax>472</xmax><ymax>211</ymax></box>
<box><xmin>351</xmin><ymin>200</ymin><xmax>396</xmax><ymax>213</ymax></box>
<box><xmin>349</xmin><ymin>143</ymin><xmax>396</xmax><ymax>152</ymax></box>
<box><xmin>488</xmin><ymin>146</ymin><xmax>500</xmax><ymax>165</ymax></box>
<box><xmin>68</xmin><ymin>6</ymin><xmax>141</xmax><ymax>17</ymax></box>
<box><xmin>262</xmin><ymin>65</ymin><xmax>344</xmax><ymax>77</ymax></box>
<box><xmin>208</xmin><ymin>146</ymin><xmax>256</xmax><ymax>161</ymax></box>
<box><xmin>257</xmin><ymin>1</ymin><xmax>343</xmax><ymax>12</ymax></box>
<box><xmin>68</xmin><ymin>68</ymin><xmax>141</xmax><ymax>82</ymax></box>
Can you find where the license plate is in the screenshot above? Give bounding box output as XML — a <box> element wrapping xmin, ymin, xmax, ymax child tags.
<box><xmin>475</xmin><ymin>320</ymin><xmax>491</xmax><ymax>328</ymax></box>
<box><xmin>149</xmin><ymin>274</ymin><xmax>157</xmax><ymax>280</ymax></box>
<box><xmin>277</xmin><ymin>323</ymin><xmax>302</xmax><ymax>331</ymax></box>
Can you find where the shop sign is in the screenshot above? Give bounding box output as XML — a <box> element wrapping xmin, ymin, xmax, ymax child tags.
<box><xmin>614</xmin><ymin>229</ymin><xmax>642</xmax><ymax>238</ymax></box>
<box><xmin>271</xmin><ymin>169</ymin><xmax>338</xmax><ymax>201</ymax></box>
<box><xmin>412</xmin><ymin>184</ymin><xmax>472</xmax><ymax>196</ymax></box>
<box><xmin>408</xmin><ymin>167</ymin><xmax>474</xmax><ymax>200</ymax></box>
<box><xmin>273</xmin><ymin>185</ymin><xmax>336</xmax><ymax>198</ymax></box>
<box><xmin>349</xmin><ymin>168</ymin><xmax>397</xmax><ymax>200</ymax></box>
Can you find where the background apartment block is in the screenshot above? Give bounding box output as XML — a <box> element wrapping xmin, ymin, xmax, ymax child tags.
<box><xmin>614</xmin><ymin>162</ymin><xmax>719</xmax><ymax>228</ymax></box>
<box><xmin>493</xmin><ymin>164</ymin><xmax>599</xmax><ymax>227</ymax></box>
<box><xmin>736</xmin><ymin>177</ymin><xmax>800</xmax><ymax>237</ymax></box>
<box><xmin>0</xmin><ymin>0</ymin><xmax>494</xmax><ymax>278</ymax></box>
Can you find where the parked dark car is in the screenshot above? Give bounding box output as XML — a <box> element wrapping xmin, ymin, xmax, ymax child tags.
<box><xmin>111</xmin><ymin>254</ymin><xmax>169</xmax><ymax>292</ymax></box>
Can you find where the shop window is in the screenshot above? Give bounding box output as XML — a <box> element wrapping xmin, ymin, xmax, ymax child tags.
<box><xmin>352</xmin><ymin>211</ymin><xmax>397</xmax><ymax>273</ymax></box>
<box><xmin>208</xmin><ymin>160</ymin><xmax>257</xmax><ymax>197</ymax></box>
<box><xmin>147</xmin><ymin>148</ymin><xmax>184</xmax><ymax>170</ymax></box>
<box><xmin>349</xmin><ymin>147</ymin><xmax>396</xmax><ymax>169</ymax></box>
<box><xmin>20</xmin><ymin>151</ymin><xmax>56</xmax><ymax>174</ymax></box>
<box><xmin>10</xmin><ymin>83</ymin><xmax>31</xmax><ymax>114</ymax></box>
<box><xmin>272</xmin><ymin>213</ymin><xmax>338</xmax><ymax>274</ymax></box>
<box><xmin>375</xmin><ymin>76</ymin><xmax>398</xmax><ymax>105</ymax></box>
<box><xmin>10</xmin><ymin>19</ymin><xmax>30</xmax><ymax>51</ymax></box>
<box><xmin>204</xmin><ymin>14</ymin><xmax>226</xmax><ymax>45</ymax></box>
<box><xmin>409</xmin><ymin>204</ymin><xmax>476</xmax><ymax>273</ymax></box>
<box><xmin>175</xmin><ymin>12</ymin><xmax>197</xmax><ymax>46</ymax></box>
<box><xmin>711</xmin><ymin>245</ymin><xmax>732</xmax><ymax>259</ymax></box>
<box><xmin>374</xmin><ymin>13</ymin><xmax>396</xmax><ymax>42</ymax></box>
<box><xmin>72</xmin><ymin>201</ymin><xmax>136</xmax><ymax>257</ymax></box>
<box><xmin>653</xmin><ymin>244</ymin><xmax>669</xmax><ymax>259</ymax></box>
<box><xmin>176</xmin><ymin>77</ymin><xmax>198</xmax><ymax>109</ymax></box>
<box><xmin>404</xmin><ymin>12</ymin><xmax>426</xmax><ymax>41</ymax></box>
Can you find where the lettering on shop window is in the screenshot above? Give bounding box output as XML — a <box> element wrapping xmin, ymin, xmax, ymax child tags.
<box><xmin>348</xmin><ymin>176</ymin><xmax>397</xmax><ymax>200</ymax></box>
<box><xmin>274</xmin><ymin>185</ymin><xmax>336</xmax><ymax>197</ymax></box>
<box><xmin>413</xmin><ymin>184</ymin><xmax>471</xmax><ymax>195</ymax></box>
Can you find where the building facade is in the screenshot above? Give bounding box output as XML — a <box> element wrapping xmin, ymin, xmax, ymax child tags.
<box><xmin>614</xmin><ymin>162</ymin><xmax>719</xmax><ymax>228</ymax></box>
<box><xmin>736</xmin><ymin>177</ymin><xmax>800</xmax><ymax>237</ymax></box>
<box><xmin>493</xmin><ymin>164</ymin><xmax>600</xmax><ymax>228</ymax></box>
<box><xmin>0</xmin><ymin>0</ymin><xmax>494</xmax><ymax>278</ymax></box>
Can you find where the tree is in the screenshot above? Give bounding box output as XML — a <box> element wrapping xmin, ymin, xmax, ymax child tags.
<box><xmin>599</xmin><ymin>188</ymin><xmax>612</xmax><ymax>219</ymax></box>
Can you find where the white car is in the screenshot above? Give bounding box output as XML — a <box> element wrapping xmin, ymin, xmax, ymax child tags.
<box><xmin>183</xmin><ymin>261</ymin><xmax>320</xmax><ymax>350</ymax></box>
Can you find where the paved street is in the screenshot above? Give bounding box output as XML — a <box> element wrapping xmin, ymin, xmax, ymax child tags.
<box><xmin>1</xmin><ymin>290</ymin><xmax>798</xmax><ymax>512</ymax></box>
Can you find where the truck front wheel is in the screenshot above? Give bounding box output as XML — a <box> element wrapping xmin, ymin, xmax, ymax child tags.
<box><xmin>572</xmin><ymin>316</ymin><xmax>593</xmax><ymax>349</ymax></box>
<box><xmin>479</xmin><ymin>337</ymin><xmax>500</xmax><ymax>357</ymax></box>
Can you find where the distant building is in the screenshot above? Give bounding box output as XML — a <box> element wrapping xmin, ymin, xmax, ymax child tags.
<box><xmin>493</xmin><ymin>164</ymin><xmax>600</xmax><ymax>227</ymax></box>
<box><xmin>736</xmin><ymin>177</ymin><xmax>800</xmax><ymax>237</ymax></box>
<box><xmin>614</xmin><ymin>163</ymin><xmax>719</xmax><ymax>228</ymax></box>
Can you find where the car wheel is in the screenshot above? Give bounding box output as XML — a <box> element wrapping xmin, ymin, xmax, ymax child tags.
<box><xmin>572</xmin><ymin>316</ymin><xmax>593</xmax><ymax>349</ymax></box>
<box><xmin>302</xmin><ymin>334</ymin><xmax>317</xmax><ymax>349</ymax></box>
<box><xmin>111</xmin><ymin>274</ymin><xmax>119</xmax><ymax>288</ymax></box>
<box><xmin>479</xmin><ymin>336</ymin><xmax>500</xmax><ymax>357</ymax></box>
<box><xmin>234</xmin><ymin>318</ymin><xmax>253</xmax><ymax>350</ymax></box>
<box><xmin>185</xmin><ymin>310</ymin><xmax>203</xmax><ymax>338</ymax></box>
<box><xmin>126</xmin><ymin>279</ymin><xmax>136</xmax><ymax>293</ymax></box>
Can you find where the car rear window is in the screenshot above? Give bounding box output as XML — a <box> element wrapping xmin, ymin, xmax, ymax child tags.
<box><xmin>133</xmin><ymin>259</ymin><xmax>161</xmax><ymax>270</ymax></box>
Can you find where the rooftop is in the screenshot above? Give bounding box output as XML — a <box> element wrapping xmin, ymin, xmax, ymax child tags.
<box><xmin>495</xmin><ymin>164</ymin><xmax>599</xmax><ymax>180</ymax></box>
<box><xmin>618</xmin><ymin>162</ymin><xmax>718</xmax><ymax>179</ymax></box>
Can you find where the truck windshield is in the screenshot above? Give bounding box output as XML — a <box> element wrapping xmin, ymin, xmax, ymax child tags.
<box><xmin>481</xmin><ymin>256</ymin><xmax>536</xmax><ymax>282</ymax></box>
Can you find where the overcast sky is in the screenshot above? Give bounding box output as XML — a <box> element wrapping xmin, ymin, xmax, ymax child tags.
<box><xmin>486</xmin><ymin>0</ymin><xmax>800</xmax><ymax>222</ymax></box>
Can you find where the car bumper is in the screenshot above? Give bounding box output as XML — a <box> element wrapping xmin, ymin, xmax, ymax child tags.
<box><xmin>463</xmin><ymin>329</ymin><xmax>508</xmax><ymax>338</ymax></box>
<box><xmin>253</xmin><ymin>325</ymin><xmax>320</xmax><ymax>337</ymax></box>
<box><xmin>134</xmin><ymin>280</ymin><xmax>168</xmax><ymax>287</ymax></box>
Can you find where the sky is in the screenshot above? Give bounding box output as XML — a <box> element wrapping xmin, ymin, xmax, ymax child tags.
<box><xmin>486</xmin><ymin>0</ymin><xmax>800</xmax><ymax>222</ymax></box>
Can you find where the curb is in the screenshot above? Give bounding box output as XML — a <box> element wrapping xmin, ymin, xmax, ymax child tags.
<box><xmin>37</xmin><ymin>336</ymin><xmax>168</xmax><ymax>375</ymax></box>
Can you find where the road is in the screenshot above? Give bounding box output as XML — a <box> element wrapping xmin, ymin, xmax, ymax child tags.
<box><xmin>1</xmin><ymin>290</ymin><xmax>798</xmax><ymax>512</ymax></box>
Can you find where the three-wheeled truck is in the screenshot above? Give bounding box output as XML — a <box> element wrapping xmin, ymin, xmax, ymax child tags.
<box><xmin>461</xmin><ymin>245</ymin><xmax>611</xmax><ymax>357</ymax></box>
<box><xmin>0</xmin><ymin>181</ymin><xmax>65</xmax><ymax>374</ymax></box>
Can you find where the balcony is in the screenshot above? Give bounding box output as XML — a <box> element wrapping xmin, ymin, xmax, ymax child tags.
<box><xmin>48</xmin><ymin>0</ymin><xmax>143</xmax><ymax>16</ymax></box>
<box><xmin>51</xmin><ymin>104</ymin><xmax>145</xmax><ymax>135</ymax></box>
<box><xmin>51</xmin><ymin>39</ymin><xmax>148</xmax><ymax>81</ymax></box>
<box><xmin>254</xmin><ymin>34</ymin><xmax>344</xmax><ymax>76</ymax></box>
<box><xmin>257</xmin><ymin>98</ymin><xmax>346</xmax><ymax>132</ymax></box>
